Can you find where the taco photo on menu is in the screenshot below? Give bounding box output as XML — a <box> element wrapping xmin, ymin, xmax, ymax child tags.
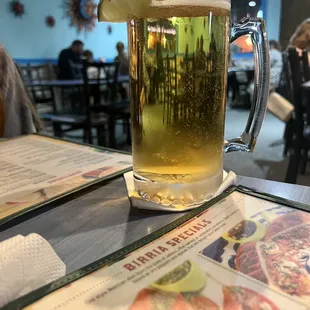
<box><xmin>128</xmin><ymin>260</ymin><xmax>279</xmax><ymax>310</ymax></box>
<box><xmin>222</xmin><ymin>219</ymin><xmax>266</xmax><ymax>244</ymax></box>
<box><xmin>235</xmin><ymin>211</ymin><xmax>310</xmax><ymax>302</ymax></box>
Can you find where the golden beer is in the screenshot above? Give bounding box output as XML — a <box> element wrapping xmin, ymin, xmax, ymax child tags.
<box><xmin>129</xmin><ymin>4</ymin><xmax>230</xmax><ymax>205</ymax></box>
<box><xmin>98</xmin><ymin>0</ymin><xmax>269</xmax><ymax>209</ymax></box>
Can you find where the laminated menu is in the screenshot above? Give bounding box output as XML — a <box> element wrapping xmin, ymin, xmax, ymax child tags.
<box><xmin>7</xmin><ymin>186</ymin><xmax>310</xmax><ymax>309</ymax></box>
<box><xmin>0</xmin><ymin>135</ymin><xmax>132</xmax><ymax>226</ymax></box>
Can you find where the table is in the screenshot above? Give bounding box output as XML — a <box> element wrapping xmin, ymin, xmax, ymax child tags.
<box><xmin>0</xmin><ymin>175</ymin><xmax>309</xmax><ymax>274</ymax></box>
<box><xmin>27</xmin><ymin>76</ymin><xmax>131</xmax><ymax>146</ymax></box>
<box><xmin>228</xmin><ymin>67</ymin><xmax>254</xmax><ymax>73</ymax></box>
<box><xmin>26</xmin><ymin>76</ymin><xmax>130</xmax><ymax>87</ymax></box>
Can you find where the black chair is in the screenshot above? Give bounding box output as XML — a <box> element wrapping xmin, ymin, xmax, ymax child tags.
<box><xmin>70</xmin><ymin>61</ymin><xmax>83</xmax><ymax>79</ymax></box>
<box><xmin>50</xmin><ymin>61</ymin><xmax>130</xmax><ymax>147</ymax></box>
<box><xmin>299</xmin><ymin>51</ymin><xmax>310</xmax><ymax>174</ymax></box>
<box><xmin>285</xmin><ymin>48</ymin><xmax>310</xmax><ymax>183</ymax></box>
<box><xmin>14</xmin><ymin>64</ymin><xmax>44</xmax><ymax>133</ymax></box>
<box><xmin>81</xmin><ymin>61</ymin><xmax>131</xmax><ymax>147</ymax></box>
<box><xmin>281</xmin><ymin>53</ymin><xmax>294</xmax><ymax>157</ymax></box>
<box><xmin>48</xmin><ymin>82</ymin><xmax>107</xmax><ymax>145</ymax></box>
<box><xmin>18</xmin><ymin>64</ymin><xmax>30</xmax><ymax>83</ymax></box>
<box><xmin>61</xmin><ymin>62</ymin><xmax>85</xmax><ymax>112</ymax></box>
<box><xmin>25</xmin><ymin>64</ymin><xmax>57</xmax><ymax>118</ymax></box>
<box><xmin>52</xmin><ymin>64</ymin><xmax>59</xmax><ymax>78</ymax></box>
<box><xmin>302</xmin><ymin>51</ymin><xmax>310</xmax><ymax>82</ymax></box>
<box><xmin>228</xmin><ymin>68</ymin><xmax>254</xmax><ymax>108</ymax></box>
<box><xmin>282</xmin><ymin>50</ymin><xmax>310</xmax><ymax>158</ymax></box>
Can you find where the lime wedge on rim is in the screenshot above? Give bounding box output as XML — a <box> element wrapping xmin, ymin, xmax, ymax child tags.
<box><xmin>97</xmin><ymin>0</ymin><xmax>129</xmax><ymax>22</ymax></box>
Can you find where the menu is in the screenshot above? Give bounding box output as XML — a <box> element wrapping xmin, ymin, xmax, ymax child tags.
<box><xmin>0</xmin><ymin>135</ymin><xmax>132</xmax><ymax>223</ymax></box>
<box><xmin>16</xmin><ymin>189</ymin><xmax>310</xmax><ymax>309</ymax></box>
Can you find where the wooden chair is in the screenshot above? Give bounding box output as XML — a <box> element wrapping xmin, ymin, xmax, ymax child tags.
<box><xmin>285</xmin><ymin>48</ymin><xmax>310</xmax><ymax>183</ymax></box>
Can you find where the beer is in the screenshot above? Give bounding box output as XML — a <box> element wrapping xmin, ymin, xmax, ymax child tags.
<box><xmin>129</xmin><ymin>2</ymin><xmax>230</xmax><ymax>206</ymax></box>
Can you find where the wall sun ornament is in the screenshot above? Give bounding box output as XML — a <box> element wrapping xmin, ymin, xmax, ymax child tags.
<box><xmin>10</xmin><ymin>0</ymin><xmax>25</xmax><ymax>17</ymax></box>
<box><xmin>46</xmin><ymin>15</ymin><xmax>56</xmax><ymax>28</ymax></box>
<box><xmin>62</xmin><ymin>0</ymin><xmax>97</xmax><ymax>33</ymax></box>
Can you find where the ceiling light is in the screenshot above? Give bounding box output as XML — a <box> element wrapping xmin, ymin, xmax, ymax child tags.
<box><xmin>249</xmin><ymin>1</ymin><xmax>256</xmax><ymax>7</ymax></box>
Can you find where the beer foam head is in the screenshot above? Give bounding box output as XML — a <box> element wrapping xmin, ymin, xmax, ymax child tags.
<box><xmin>98</xmin><ymin>0</ymin><xmax>231</xmax><ymax>22</ymax></box>
<box><xmin>149</xmin><ymin>0</ymin><xmax>231</xmax><ymax>10</ymax></box>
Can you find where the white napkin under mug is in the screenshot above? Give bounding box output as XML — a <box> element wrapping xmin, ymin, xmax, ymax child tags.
<box><xmin>124</xmin><ymin>170</ymin><xmax>237</xmax><ymax>212</ymax></box>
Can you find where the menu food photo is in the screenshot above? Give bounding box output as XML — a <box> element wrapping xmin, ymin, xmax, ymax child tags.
<box><xmin>0</xmin><ymin>135</ymin><xmax>132</xmax><ymax>225</ymax></box>
<box><xmin>7</xmin><ymin>188</ymin><xmax>310</xmax><ymax>309</ymax></box>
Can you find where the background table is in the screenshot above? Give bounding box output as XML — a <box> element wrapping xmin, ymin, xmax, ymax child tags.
<box><xmin>228</xmin><ymin>67</ymin><xmax>254</xmax><ymax>74</ymax></box>
<box><xmin>0</xmin><ymin>176</ymin><xmax>309</xmax><ymax>274</ymax></box>
<box><xmin>26</xmin><ymin>76</ymin><xmax>130</xmax><ymax>87</ymax></box>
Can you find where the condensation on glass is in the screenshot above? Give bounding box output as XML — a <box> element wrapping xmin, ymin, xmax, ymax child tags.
<box><xmin>128</xmin><ymin>0</ymin><xmax>270</xmax><ymax>208</ymax></box>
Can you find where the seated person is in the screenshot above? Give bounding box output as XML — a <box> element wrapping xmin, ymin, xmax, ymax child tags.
<box><xmin>58</xmin><ymin>40</ymin><xmax>84</xmax><ymax>79</ymax></box>
<box><xmin>83</xmin><ymin>50</ymin><xmax>105</xmax><ymax>79</ymax></box>
<box><xmin>269</xmin><ymin>40</ymin><xmax>283</xmax><ymax>91</ymax></box>
<box><xmin>83</xmin><ymin>49</ymin><xmax>94</xmax><ymax>63</ymax></box>
<box><xmin>248</xmin><ymin>40</ymin><xmax>283</xmax><ymax>100</ymax></box>
<box><xmin>0</xmin><ymin>45</ymin><xmax>39</xmax><ymax>137</ymax></box>
<box><xmin>115</xmin><ymin>42</ymin><xmax>129</xmax><ymax>76</ymax></box>
<box><xmin>115</xmin><ymin>42</ymin><xmax>129</xmax><ymax>99</ymax></box>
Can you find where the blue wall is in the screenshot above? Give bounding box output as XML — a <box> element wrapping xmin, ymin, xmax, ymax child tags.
<box><xmin>266</xmin><ymin>0</ymin><xmax>282</xmax><ymax>41</ymax></box>
<box><xmin>0</xmin><ymin>0</ymin><xmax>127</xmax><ymax>62</ymax></box>
<box><xmin>0</xmin><ymin>0</ymin><xmax>281</xmax><ymax>62</ymax></box>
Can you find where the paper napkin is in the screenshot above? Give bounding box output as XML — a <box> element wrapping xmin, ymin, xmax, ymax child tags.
<box><xmin>124</xmin><ymin>170</ymin><xmax>237</xmax><ymax>212</ymax></box>
<box><xmin>0</xmin><ymin>233</ymin><xmax>66</xmax><ymax>308</ymax></box>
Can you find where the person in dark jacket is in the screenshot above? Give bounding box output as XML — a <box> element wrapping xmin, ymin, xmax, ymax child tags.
<box><xmin>57</xmin><ymin>40</ymin><xmax>84</xmax><ymax>79</ymax></box>
<box><xmin>115</xmin><ymin>42</ymin><xmax>129</xmax><ymax>76</ymax></box>
<box><xmin>115</xmin><ymin>42</ymin><xmax>129</xmax><ymax>99</ymax></box>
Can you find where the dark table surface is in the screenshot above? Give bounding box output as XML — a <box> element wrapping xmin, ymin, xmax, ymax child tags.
<box><xmin>26</xmin><ymin>75</ymin><xmax>129</xmax><ymax>87</ymax></box>
<box><xmin>0</xmin><ymin>175</ymin><xmax>309</xmax><ymax>274</ymax></box>
<box><xmin>228</xmin><ymin>67</ymin><xmax>254</xmax><ymax>73</ymax></box>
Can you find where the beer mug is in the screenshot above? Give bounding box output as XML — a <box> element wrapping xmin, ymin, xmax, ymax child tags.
<box><xmin>128</xmin><ymin>0</ymin><xmax>270</xmax><ymax>207</ymax></box>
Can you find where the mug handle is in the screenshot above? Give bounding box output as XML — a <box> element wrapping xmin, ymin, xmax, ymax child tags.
<box><xmin>225</xmin><ymin>18</ymin><xmax>270</xmax><ymax>153</ymax></box>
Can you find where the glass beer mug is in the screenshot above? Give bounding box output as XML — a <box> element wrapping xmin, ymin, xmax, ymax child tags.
<box><xmin>128</xmin><ymin>0</ymin><xmax>270</xmax><ymax>207</ymax></box>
